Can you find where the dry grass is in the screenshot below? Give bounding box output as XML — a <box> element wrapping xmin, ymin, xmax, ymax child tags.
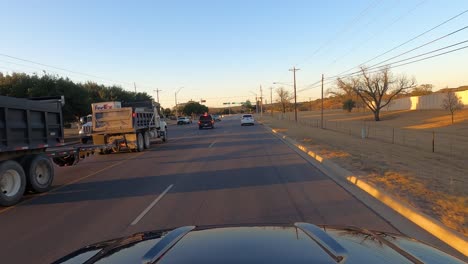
<box><xmin>261</xmin><ymin>110</ymin><xmax>468</xmax><ymax>236</ymax></box>
<box><xmin>364</xmin><ymin>171</ymin><xmax>468</xmax><ymax>234</ymax></box>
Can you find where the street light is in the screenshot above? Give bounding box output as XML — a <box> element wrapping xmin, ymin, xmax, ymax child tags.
<box><xmin>273</xmin><ymin>82</ymin><xmax>293</xmax><ymax>86</ymax></box>
<box><xmin>175</xmin><ymin>87</ymin><xmax>184</xmax><ymax>117</ymax></box>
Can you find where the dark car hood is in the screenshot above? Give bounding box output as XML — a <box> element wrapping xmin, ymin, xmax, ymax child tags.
<box><xmin>53</xmin><ymin>223</ymin><xmax>465</xmax><ymax>264</ymax></box>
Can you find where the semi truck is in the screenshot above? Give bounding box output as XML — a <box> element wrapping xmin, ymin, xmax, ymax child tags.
<box><xmin>0</xmin><ymin>95</ymin><xmax>112</xmax><ymax>206</ymax></box>
<box><xmin>78</xmin><ymin>114</ymin><xmax>92</xmax><ymax>144</ymax></box>
<box><xmin>91</xmin><ymin>100</ymin><xmax>167</xmax><ymax>153</ymax></box>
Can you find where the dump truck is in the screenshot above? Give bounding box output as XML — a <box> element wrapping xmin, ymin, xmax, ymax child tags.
<box><xmin>91</xmin><ymin>100</ymin><xmax>167</xmax><ymax>153</ymax></box>
<box><xmin>0</xmin><ymin>95</ymin><xmax>111</xmax><ymax>206</ymax></box>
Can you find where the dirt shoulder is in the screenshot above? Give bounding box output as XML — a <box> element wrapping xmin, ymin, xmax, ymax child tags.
<box><xmin>261</xmin><ymin>116</ymin><xmax>468</xmax><ymax>236</ymax></box>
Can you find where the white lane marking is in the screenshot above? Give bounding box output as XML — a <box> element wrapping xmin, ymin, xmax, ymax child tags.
<box><xmin>208</xmin><ymin>141</ymin><xmax>216</xmax><ymax>148</ymax></box>
<box><xmin>130</xmin><ymin>184</ymin><xmax>174</xmax><ymax>225</ymax></box>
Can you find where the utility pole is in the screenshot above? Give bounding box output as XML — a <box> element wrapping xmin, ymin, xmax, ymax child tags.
<box><xmin>153</xmin><ymin>89</ymin><xmax>162</xmax><ymax>103</ymax></box>
<box><xmin>133</xmin><ymin>82</ymin><xmax>137</xmax><ymax>93</ymax></box>
<box><xmin>309</xmin><ymin>97</ymin><xmax>312</xmax><ymax>111</ymax></box>
<box><xmin>270</xmin><ymin>87</ymin><xmax>273</xmax><ymax>116</ymax></box>
<box><xmin>260</xmin><ymin>85</ymin><xmax>263</xmax><ymax>117</ymax></box>
<box><xmin>256</xmin><ymin>97</ymin><xmax>259</xmax><ymax>114</ymax></box>
<box><xmin>321</xmin><ymin>74</ymin><xmax>324</xmax><ymax>129</ymax></box>
<box><xmin>289</xmin><ymin>67</ymin><xmax>300</xmax><ymax>122</ymax></box>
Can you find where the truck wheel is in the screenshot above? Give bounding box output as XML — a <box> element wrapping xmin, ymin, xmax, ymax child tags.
<box><xmin>136</xmin><ymin>133</ymin><xmax>144</xmax><ymax>152</ymax></box>
<box><xmin>0</xmin><ymin>160</ymin><xmax>26</xmax><ymax>206</ymax></box>
<box><xmin>80</xmin><ymin>137</ymin><xmax>88</xmax><ymax>144</ymax></box>
<box><xmin>24</xmin><ymin>154</ymin><xmax>54</xmax><ymax>193</ymax></box>
<box><xmin>162</xmin><ymin>130</ymin><xmax>167</xmax><ymax>142</ymax></box>
<box><xmin>144</xmin><ymin>131</ymin><xmax>151</xmax><ymax>149</ymax></box>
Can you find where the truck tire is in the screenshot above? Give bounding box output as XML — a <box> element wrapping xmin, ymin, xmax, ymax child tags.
<box><xmin>143</xmin><ymin>131</ymin><xmax>151</xmax><ymax>149</ymax></box>
<box><xmin>0</xmin><ymin>160</ymin><xmax>26</xmax><ymax>206</ymax></box>
<box><xmin>24</xmin><ymin>154</ymin><xmax>54</xmax><ymax>193</ymax></box>
<box><xmin>80</xmin><ymin>137</ymin><xmax>88</xmax><ymax>144</ymax></box>
<box><xmin>162</xmin><ymin>130</ymin><xmax>167</xmax><ymax>142</ymax></box>
<box><xmin>136</xmin><ymin>133</ymin><xmax>144</xmax><ymax>152</ymax></box>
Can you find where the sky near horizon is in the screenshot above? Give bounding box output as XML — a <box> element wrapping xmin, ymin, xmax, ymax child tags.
<box><xmin>1</xmin><ymin>0</ymin><xmax>467</xmax><ymax>108</ymax></box>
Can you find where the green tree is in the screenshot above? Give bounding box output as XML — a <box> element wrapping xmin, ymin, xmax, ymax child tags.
<box><xmin>242</xmin><ymin>100</ymin><xmax>254</xmax><ymax>111</ymax></box>
<box><xmin>410</xmin><ymin>84</ymin><xmax>433</xmax><ymax>96</ymax></box>
<box><xmin>163</xmin><ymin>108</ymin><xmax>172</xmax><ymax>116</ymax></box>
<box><xmin>342</xmin><ymin>99</ymin><xmax>356</xmax><ymax>112</ymax></box>
<box><xmin>0</xmin><ymin>72</ymin><xmax>153</xmax><ymax>122</ymax></box>
<box><xmin>182</xmin><ymin>101</ymin><xmax>208</xmax><ymax>115</ymax></box>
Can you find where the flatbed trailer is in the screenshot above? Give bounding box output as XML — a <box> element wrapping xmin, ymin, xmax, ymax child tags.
<box><xmin>0</xmin><ymin>95</ymin><xmax>113</xmax><ymax>206</ymax></box>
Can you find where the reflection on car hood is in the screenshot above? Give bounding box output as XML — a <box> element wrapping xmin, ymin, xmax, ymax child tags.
<box><xmin>53</xmin><ymin>223</ymin><xmax>465</xmax><ymax>264</ymax></box>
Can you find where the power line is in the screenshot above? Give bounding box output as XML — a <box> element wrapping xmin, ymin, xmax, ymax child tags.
<box><xmin>374</xmin><ymin>44</ymin><xmax>468</xmax><ymax>72</ymax></box>
<box><xmin>326</xmin><ymin>0</ymin><xmax>427</xmax><ymax>68</ymax></box>
<box><xmin>321</xmin><ymin>42</ymin><xmax>468</xmax><ymax>84</ymax></box>
<box><xmin>331</xmin><ymin>9</ymin><xmax>468</xmax><ymax>78</ymax></box>
<box><xmin>0</xmin><ymin>53</ymin><xmax>143</xmax><ymax>89</ymax></box>
<box><xmin>293</xmin><ymin>38</ymin><xmax>466</xmax><ymax>93</ymax></box>
<box><xmin>367</xmin><ymin>25</ymin><xmax>468</xmax><ymax>69</ymax></box>
<box><xmin>376</xmin><ymin>39</ymin><xmax>468</xmax><ymax>68</ymax></box>
<box><xmin>296</xmin><ymin>0</ymin><xmax>383</xmax><ymax>67</ymax></box>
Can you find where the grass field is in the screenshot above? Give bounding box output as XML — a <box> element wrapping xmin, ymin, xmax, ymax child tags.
<box><xmin>262</xmin><ymin>108</ymin><xmax>468</xmax><ymax>236</ymax></box>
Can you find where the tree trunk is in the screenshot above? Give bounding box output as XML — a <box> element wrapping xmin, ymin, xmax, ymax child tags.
<box><xmin>374</xmin><ymin>110</ymin><xmax>380</xmax><ymax>121</ymax></box>
<box><xmin>451</xmin><ymin>113</ymin><xmax>454</xmax><ymax>124</ymax></box>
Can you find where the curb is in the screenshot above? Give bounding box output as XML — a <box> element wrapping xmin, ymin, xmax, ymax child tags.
<box><xmin>265</xmin><ymin>124</ymin><xmax>468</xmax><ymax>256</ymax></box>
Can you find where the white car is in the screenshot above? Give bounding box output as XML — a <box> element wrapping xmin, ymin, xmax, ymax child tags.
<box><xmin>177</xmin><ymin>116</ymin><xmax>192</xmax><ymax>125</ymax></box>
<box><xmin>241</xmin><ymin>114</ymin><xmax>254</xmax><ymax>126</ymax></box>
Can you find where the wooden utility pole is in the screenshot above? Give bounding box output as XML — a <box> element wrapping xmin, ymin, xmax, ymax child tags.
<box><xmin>289</xmin><ymin>67</ymin><xmax>300</xmax><ymax>122</ymax></box>
<box><xmin>321</xmin><ymin>74</ymin><xmax>324</xmax><ymax>129</ymax></box>
<box><xmin>133</xmin><ymin>82</ymin><xmax>137</xmax><ymax>93</ymax></box>
<box><xmin>309</xmin><ymin>97</ymin><xmax>312</xmax><ymax>111</ymax></box>
<box><xmin>260</xmin><ymin>85</ymin><xmax>263</xmax><ymax>117</ymax></box>
<box><xmin>270</xmin><ymin>87</ymin><xmax>273</xmax><ymax>116</ymax></box>
<box><xmin>153</xmin><ymin>89</ymin><xmax>162</xmax><ymax>103</ymax></box>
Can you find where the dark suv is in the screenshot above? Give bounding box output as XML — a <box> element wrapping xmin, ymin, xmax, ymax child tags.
<box><xmin>198</xmin><ymin>114</ymin><xmax>214</xmax><ymax>129</ymax></box>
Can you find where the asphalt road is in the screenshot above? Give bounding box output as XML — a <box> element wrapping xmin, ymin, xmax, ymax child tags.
<box><xmin>0</xmin><ymin>116</ymin><xmax>410</xmax><ymax>263</ymax></box>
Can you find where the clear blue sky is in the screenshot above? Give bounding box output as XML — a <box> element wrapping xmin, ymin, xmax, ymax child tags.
<box><xmin>1</xmin><ymin>0</ymin><xmax>467</xmax><ymax>108</ymax></box>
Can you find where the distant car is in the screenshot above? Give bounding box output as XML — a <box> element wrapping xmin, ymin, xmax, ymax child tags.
<box><xmin>177</xmin><ymin>116</ymin><xmax>192</xmax><ymax>125</ymax></box>
<box><xmin>241</xmin><ymin>114</ymin><xmax>254</xmax><ymax>126</ymax></box>
<box><xmin>212</xmin><ymin>114</ymin><xmax>221</xmax><ymax>121</ymax></box>
<box><xmin>54</xmin><ymin>223</ymin><xmax>466</xmax><ymax>264</ymax></box>
<box><xmin>198</xmin><ymin>114</ymin><xmax>214</xmax><ymax>129</ymax></box>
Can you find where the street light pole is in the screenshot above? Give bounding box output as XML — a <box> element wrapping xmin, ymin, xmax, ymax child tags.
<box><xmin>270</xmin><ymin>87</ymin><xmax>273</xmax><ymax>116</ymax></box>
<box><xmin>289</xmin><ymin>67</ymin><xmax>300</xmax><ymax>122</ymax></box>
<box><xmin>175</xmin><ymin>87</ymin><xmax>184</xmax><ymax>117</ymax></box>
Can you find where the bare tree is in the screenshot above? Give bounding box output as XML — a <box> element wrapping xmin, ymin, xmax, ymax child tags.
<box><xmin>338</xmin><ymin>67</ymin><xmax>415</xmax><ymax>121</ymax></box>
<box><xmin>276</xmin><ymin>87</ymin><xmax>291</xmax><ymax>113</ymax></box>
<box><xmin>442</xmin><ymin>91</ymin><xmax>463</xmax><ymax>124</ymax></box>
<box><xmin>332</xmin><ymin>77</ymin><xmax>359</xmax><ymax>99</ymax></box>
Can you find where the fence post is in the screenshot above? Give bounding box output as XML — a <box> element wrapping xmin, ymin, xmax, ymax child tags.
<box><xmin>432</xmin><ymin>131</ymin><xmax>435</xmax><ymax>153</ymax></box>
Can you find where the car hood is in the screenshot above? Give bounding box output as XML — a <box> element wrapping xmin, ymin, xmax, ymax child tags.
<box><xmin>53</xmin><ymin>223</ymin><xmax>465</xmax><ymax>264</ymax></box>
